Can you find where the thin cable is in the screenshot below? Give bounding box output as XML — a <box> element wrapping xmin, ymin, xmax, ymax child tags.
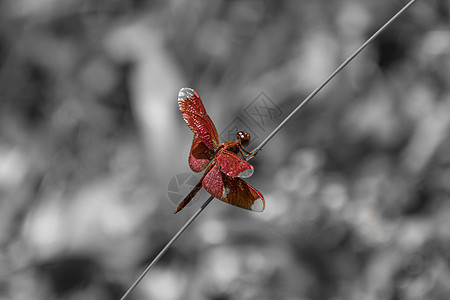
<box><xmin>120</xmin><ymin>1</ymin><xmax>419</xmax><ymax>298</ymax></box>
<box><xmin>119</xmin><ymin>196</ymin><xmax>214</xmax><ymax>300</ymax></box>
<box><xmin>249</xmin><ymin>0</ymin><xmax>419</xmax><ymax>158</ymax></box>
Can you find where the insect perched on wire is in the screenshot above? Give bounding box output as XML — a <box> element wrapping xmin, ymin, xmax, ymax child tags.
<box><xmin>174</xmin><ymin>87</ymin><xmax>265</xmax><ymax>214</ymax></box>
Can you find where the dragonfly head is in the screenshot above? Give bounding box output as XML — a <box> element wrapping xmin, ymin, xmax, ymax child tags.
<box><xmin>236</xmin><ymin>131</ymin><xmax>251</xmax><ymax>147</ymax></box>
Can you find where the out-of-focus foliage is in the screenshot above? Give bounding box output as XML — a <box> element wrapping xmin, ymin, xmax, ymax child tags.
<box><xmin>0</xmin><ymin>0</ymin><xmax>449</xmax><ymax>299</ymax></box>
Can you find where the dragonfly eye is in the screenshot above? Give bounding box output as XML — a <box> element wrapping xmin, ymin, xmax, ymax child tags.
<box><xmin>236</xmin><ymin>131</ymin><xmax>251</xmax><ymax>147</ymax></box>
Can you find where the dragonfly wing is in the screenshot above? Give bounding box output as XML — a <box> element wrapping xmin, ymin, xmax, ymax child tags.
<box><xmin>178</xmin><ymin>88</ymin><xmax>220</xmax><ymax>150</ymax></box>
<box><xmin>216</xmin><ymin>149</ymin><xmax>254</xmax><ymax>178</ymax></box>
<box><xmin>220</xmin><ymin>175</ymin><xmax>265</xmax><ymax>212</ymax></box>
<box><xmin>189</xmin><ymin>135</ymin><xmax>214</xmax><ymax>172</ymax></box>
<box><xmin>202</xmin><ymin>163</ymin><xmax>228</xmax><ymax>199</ymax></box>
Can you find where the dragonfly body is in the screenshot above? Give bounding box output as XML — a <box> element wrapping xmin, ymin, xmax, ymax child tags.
<box><xmin>174</xmin><ymin>88</ymin><xmax>264</xmax><ymax>214</ymax></box>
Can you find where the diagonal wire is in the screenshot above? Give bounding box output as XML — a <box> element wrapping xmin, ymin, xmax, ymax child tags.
<box><xmin>249</xmin><ymin>0</ymin><xmax>419</xmax><ymax>158</ymax></box>
<box><xmin>119</xmin><ymin>0</ymin><xmax>419</xmax><ymax>298</ymax></box>
<box><xmin>119</xmin><ymin>196</ymin><xmax>214</xmax><ymax>300</ymax></box>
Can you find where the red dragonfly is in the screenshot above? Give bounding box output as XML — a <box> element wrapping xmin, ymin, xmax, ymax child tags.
<box><xmin>174</xmin><ymin>88</ymin><xmax>265</xmax><ymax>214</ymax></box>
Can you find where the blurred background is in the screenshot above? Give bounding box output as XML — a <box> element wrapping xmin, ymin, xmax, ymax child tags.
<box><xmin>0</xmin><ymin>0</ymin><xmax>449</xmax><ymax>299</ymax></box>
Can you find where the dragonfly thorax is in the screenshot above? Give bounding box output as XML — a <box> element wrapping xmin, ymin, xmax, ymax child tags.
<box><xmin>220</xmin><ymin>141</ymin><xmax>240</xmax><ymax>154</ymax></box>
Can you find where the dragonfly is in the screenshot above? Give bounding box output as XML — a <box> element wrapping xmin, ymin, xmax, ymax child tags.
<box><xmin>174</xmin><ymin>88</ymin><xmax>265</xmax><ymax>214</ymax></box>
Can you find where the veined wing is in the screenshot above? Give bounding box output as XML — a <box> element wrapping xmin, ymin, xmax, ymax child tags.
<box><xmin>220</xmin><ymin>175</ymin><xmax>265</xmax><ymax>212</ymax></box>
<box><xmin>189</xmin><ymin>135</ymin><xmax>214</xmax><ymax>172</ymax></box>
<box><xmin>202</xmin><ymin>163</ymin><xmax>228</xmax><ymax>199</ymax></box>
<box><xmin>178</xmin><ymin>88</ymin><xmax>219</xmax><ymax>150</ymax></box>
<box><xmin>216</xmin><ymin>149</ymin><xmax>254</xmax><ymax>178</ymax></box>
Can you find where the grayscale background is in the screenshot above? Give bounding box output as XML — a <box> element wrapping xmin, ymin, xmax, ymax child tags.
<box><xmin>0</xmin><ymin>0</ymin><xmax>449</xmax><ymax>299</ymax></box>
